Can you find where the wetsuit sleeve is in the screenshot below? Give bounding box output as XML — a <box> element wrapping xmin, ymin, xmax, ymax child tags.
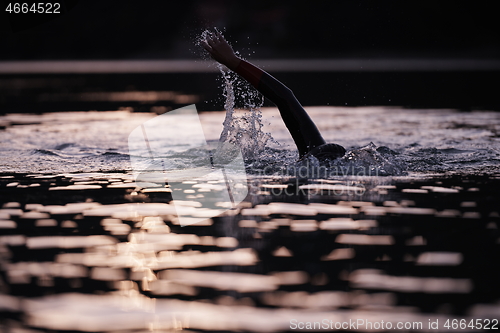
<box><xmin>233</xmin><ymin>60</ymin><xmax>263</xmax><ymax>89</ymax></box>
<box><xmin>233</xmin><ymin>60</ymin><xmax>326</xmax><ymax>157</ymax></box>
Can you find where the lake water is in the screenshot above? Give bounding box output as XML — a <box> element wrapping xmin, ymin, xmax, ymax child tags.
<box><xmin>0</xmin><ymin>106</ymin><xmax>499</xmax><ymax>332</ymax></box>
<box><xmin>0</xmin><ymin>106</ymin><xmax>498</xmax><ymax>176</ymax></box>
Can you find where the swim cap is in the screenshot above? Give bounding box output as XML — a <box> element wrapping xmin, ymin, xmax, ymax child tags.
<box><xmin>306</xmin><ymin>143</ymin><xmax>346</xmax><ymax>161</ymax></box>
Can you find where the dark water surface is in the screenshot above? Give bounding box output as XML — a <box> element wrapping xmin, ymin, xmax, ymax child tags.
<box><xmin>1</xmin><ymin>76</ymin><xmax>499</xmax><ymax>330</ymax></box>
<box><xmin>1</xmin><ymin>171</ymin><xmax>499</xmax><ymax>332</ymax></box>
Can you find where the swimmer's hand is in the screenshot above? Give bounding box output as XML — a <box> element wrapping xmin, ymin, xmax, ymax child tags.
<box><xmin>202</xmin><ymin>30</ymin><xmax>241</xmax><ymax>71</ymax></box>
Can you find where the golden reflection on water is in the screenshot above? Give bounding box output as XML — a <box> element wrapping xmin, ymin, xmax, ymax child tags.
<box><xmin>1</xmin><ymin>173</ymin><xmax>499</xmax><ymax>332</ymax></box>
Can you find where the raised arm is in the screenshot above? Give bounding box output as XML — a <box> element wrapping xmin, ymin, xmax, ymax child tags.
<box><xmin>202</xmin><ymin>30</ymin><xmax>329</xmax><ymax>158</ymax></box>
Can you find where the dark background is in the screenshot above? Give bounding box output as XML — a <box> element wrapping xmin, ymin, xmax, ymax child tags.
<box><xmin>1</xmin><ymin>1</ymin><xmax>499</xmax><ymax>60</ymax></box>
<box><xmin>0</xmin><ymin>1</ymin><xmax>499</xmax><ymax>111</ymax></box>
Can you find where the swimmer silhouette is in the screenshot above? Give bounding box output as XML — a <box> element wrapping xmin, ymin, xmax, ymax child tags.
<box><xmin>202</xmin><ymin>30</ymin><xmax>346</xmax><ymax>161</ymax></box>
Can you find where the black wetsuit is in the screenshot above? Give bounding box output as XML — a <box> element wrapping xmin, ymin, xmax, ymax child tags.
<box><xmin>234</xmin><ymin>60</ymin><xmax>346</xmax><ymax>160</ymax></box>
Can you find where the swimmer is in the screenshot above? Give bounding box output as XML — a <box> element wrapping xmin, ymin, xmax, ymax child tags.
<box><xmin>202</xmin><ymin>30</ymin><xmax>346</xmax><ymax>161</ymax></box>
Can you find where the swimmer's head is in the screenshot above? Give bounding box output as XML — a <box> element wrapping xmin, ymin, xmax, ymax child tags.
<box><xmin>305</xmin><ymin>143</ymin><xmax>346</xmax><ymax>161</ymax></box>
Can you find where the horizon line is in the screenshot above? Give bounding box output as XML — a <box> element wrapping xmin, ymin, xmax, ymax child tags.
<box><xmin>1</xmin><ymin>58</ymin><xmax>500</xmax><ymax>74</ymax></box>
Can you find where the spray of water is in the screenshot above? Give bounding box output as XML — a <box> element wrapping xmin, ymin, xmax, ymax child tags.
<box><xmin>198</xmin><ymin>30</ymin><xmax>407</xmax><ymax>177</ymax></box>
<box><xmin>217</xmin><ymin>65</ymin><xmax>275</xmax><ymax>160</ymax></box>
<box><xmin>199</xmin><ymin>30</ymin><xmax>277</xmax><ymax>163</ymax></box>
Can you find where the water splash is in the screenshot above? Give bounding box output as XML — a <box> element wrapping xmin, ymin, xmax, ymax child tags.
<box><xmin>198</xmin><ymin>30</ymin><xmax>409</xmax><ymax>178</ymax></box>
<box><xmin>199</xmin><ymin>29</ymin><xmax>276</xmax><ymax>163</ymax></box>
<box><xmin>216</xmin><ymin>65</ymin><xmax>275</xmax><ymax>161</ymax></box>
<box><xmin>241</xmin><ymin>143</ymin><xmax>407</xmax><ymax>178</ymax></box>
<box><xmin>331</xmin><ymin>142</ymin><xmax>407</xmax><ymax>176</ymax></box>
